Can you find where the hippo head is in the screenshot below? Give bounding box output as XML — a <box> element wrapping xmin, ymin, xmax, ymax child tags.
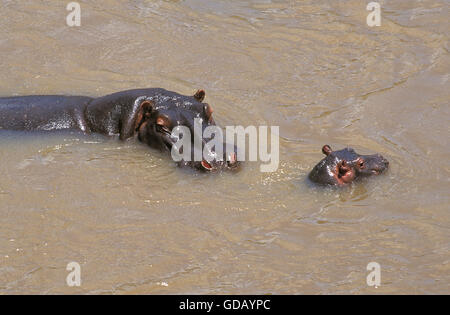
<box><xmin>135</xmin><ymin>90</ymin><xmax>239</xmax><ymax>172</ymax></box>
<box><xmin>308</xmin><ymin>145</ymin><xmax>389</xmax><ymax>186</ymax></box>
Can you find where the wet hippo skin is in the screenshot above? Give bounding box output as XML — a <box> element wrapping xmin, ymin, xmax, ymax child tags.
<box><xmin>309</xmin><ymin>145</ymin><xmax>389</xmax><ymax>186</ymax></box>
<box><xmin>0</xmin><ymin>88</ymin><xmax>239</xmax><ymax>171</ymax></box>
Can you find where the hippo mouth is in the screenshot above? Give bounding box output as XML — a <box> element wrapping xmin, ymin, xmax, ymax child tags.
<box><xmin>201</xmin><ymin>160</ymin><xmax>214</xmax><ymax>171</ymax></box>
<box><xmin>166</xmin><ymin>136</ymin><xmax>239</xmax><ymax>172</ymax></box>
<box><xmin>362</xmin><ymin>161</ymin><xmax>389</xmax><ymax>176</ymax></box>
<box><xmin>369</xmin><ymin>166</ymin><xmax>388</xmax><ymax>175</ymax></box>
<box><xmin>200</xmin><ymin>152</ymin><xmax>239</xmax><ymax>172</ymax></box>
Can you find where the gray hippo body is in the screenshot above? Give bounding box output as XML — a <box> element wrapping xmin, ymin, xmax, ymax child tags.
<box><xmin>0</xmin><ymin>89</ymin><xmax>238</xmax><ymax>171</ymax></box>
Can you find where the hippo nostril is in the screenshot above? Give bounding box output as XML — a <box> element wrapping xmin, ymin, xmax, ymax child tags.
<box><xmin>230</xmin><ymin>152</ymin><xmax>236</xmax><ymax>163</ymax></box>
<box><xmin>227</xmin><ymin>152</ymin><xmax>238</xmax><ymax>168</ymax></box>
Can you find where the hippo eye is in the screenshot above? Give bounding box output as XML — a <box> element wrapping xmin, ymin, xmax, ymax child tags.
<box><xmin>155</xmin><ymin>115</ymin><xmax>171</xmax><ymax>133</ymax></box>
<box><xmin>156</xmin><ymin>124</ymin><xmax>169</xmax><ymax>133</ymax></box>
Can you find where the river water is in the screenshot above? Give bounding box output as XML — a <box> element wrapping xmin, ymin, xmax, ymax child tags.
<box><xmin>0</xmin><ymin>0</ymin><xmax>449</xmax><ymax>294</ymax></box>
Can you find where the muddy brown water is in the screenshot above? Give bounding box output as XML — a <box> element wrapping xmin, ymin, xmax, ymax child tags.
<box><xmin>0</xmin><ymin>0</ymin><xmax>449</xmax><ymax>294</ymax></box>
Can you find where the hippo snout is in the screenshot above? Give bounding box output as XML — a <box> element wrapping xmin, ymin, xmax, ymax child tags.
<box><xmin>202</xmin><ymin>144</ymin><xmax>240</xmax><ymax>171</ymax></box>
<box><xmin>360</xmin><ymin>154</ymin><xmax>389</xmax><ymax>176</ymax></box>
<box><xmin>181</xmin><ymin>143</ymin><xmax>240</xmax><ymax>172</ymax></box>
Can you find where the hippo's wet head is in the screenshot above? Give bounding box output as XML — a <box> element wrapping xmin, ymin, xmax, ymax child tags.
<box><xmin>135</xmin><ymin>90</ymin><xmax>239</xmax><ymax>172</ymax></box>
<box><xmin>308</xmin><ymin>145</ymin><xmax>389</xmax><ymax>186</ymax></box>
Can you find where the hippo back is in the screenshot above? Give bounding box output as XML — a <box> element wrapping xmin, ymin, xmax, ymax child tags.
<box><xmin>0</xmin><ymin>95</ymin><xmax>93</xmax><ymax>131</ymax></box>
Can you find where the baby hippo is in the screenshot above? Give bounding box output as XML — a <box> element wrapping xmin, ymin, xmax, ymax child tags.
<box><xmin>309</xmin><ymin>145</ymin><xmax>389</xmax><ymax>186</ymax></box>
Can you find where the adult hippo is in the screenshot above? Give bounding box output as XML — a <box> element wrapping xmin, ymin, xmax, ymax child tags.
<box><xmin>309</xmin><ymin>145</ymin><xmax>389</xmax><ymax>186</ymax></box>
<box><xmin>0</xmin><ymin>88</ymin><xmax>239</xmax><ymax>171</ymax></box>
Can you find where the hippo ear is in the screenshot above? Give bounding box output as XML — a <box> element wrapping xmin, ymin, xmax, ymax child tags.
<box><xmin>120</xmin><ymin>99</ymin><xmax>154</xmax><ymax>140</ymax></box>
<box><xmin>322</xmin><ymin>145</ymin><xmax>332</xmax><ymax>156</ymax></box>
<box><xmin>193</xmin><ymin>90</ymin><xmax>205</xmax><ymax>102</ymax></box>
<box><xmin>134</xmin><ymin>100</ymin><xmax>154</xmax><ymax>131</ymax></box>
<box><xmin>203</xmin><ymin>103</ymin><xmax>214</xmax><ymax>123</ymax></box>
